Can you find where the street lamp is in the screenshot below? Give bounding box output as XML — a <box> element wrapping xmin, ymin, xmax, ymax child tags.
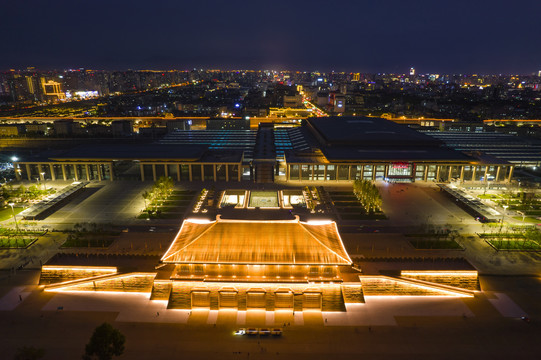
<box><xmin>8</xmin><ymin>202</ymin><xmax>19</xmax><ymax>232</ymax></box>
<box><xmin>40</xmin><ymin>172</ymin><xmax>46</xmax><ymax>190</ymax></box>
<box><xmin>500</xmin><ymin>204</ymin><xmax>508</xmax><ymax>232</ymax></box>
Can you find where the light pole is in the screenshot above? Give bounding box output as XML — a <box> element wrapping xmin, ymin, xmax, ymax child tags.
<box><xmin>500</xmin><ymin>204</ymin><xmax>508</xmax><ymax>232</ymax></box>
<box><xmin>8</xmin><ymin>202</ymin><xmax>19</xmax><ymax>232</ymax></box>
<box><xmin>40</xmin><ymin>172</ymin><xmax>46</xmax><ymax>190</ymax></box>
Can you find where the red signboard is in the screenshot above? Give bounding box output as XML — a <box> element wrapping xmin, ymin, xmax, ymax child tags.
<box><xmin>392</xmin><ymin>162</ymin><xmax>410</xmax><ymax>169</ymax></box>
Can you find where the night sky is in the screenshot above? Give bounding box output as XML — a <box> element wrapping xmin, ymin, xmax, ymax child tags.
<box><xmin>2</xmin><ymin>0</ymin><xmax>540</xmax><ymax>74</ymax></box>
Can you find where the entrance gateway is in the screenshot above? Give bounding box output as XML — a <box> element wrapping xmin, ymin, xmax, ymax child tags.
<box><xmin>160</xmin><ymin>216</ymin><xmax>354</xmax><ymax>311</ymax></box>
<box><xmin>386</xmin><ymin>162</ymin><xmax>415</xmax><ymax>183</ymax></box>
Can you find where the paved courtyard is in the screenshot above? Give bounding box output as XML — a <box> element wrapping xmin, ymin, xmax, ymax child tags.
<box><xmin>0</xmin><ymin>272</ymin><xmax>540</xmax><ymax>359</ymax></box>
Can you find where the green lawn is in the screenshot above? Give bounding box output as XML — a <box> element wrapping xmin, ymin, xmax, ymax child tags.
<box><xmin>405</xmin><ymin>233</ymin><xmax>450</xmax><ymax>238</ymax></box>
<box><xmin>0</xmin><ymin>237</ymin><xmax>36</xmax><ymax>248</ymax></box>
<box><xmin>488</xmin><ymin>240</ymin><xmax>541</xmax><ymax>251</ymax></box>
<box><xmin>512</xmin><ymin>216</ymin><xmax>541</xmax><ymax>224</ymax></box>
<box><xmin>477</xmin><ymin>194</ymin><xmax>501</xmax><ymax>199</ymax></box>
<box><xmin>409</xmin><ymin>239</ymin><xmax>462</xmax><ymax>250</ymax></box>
<box><xmin>0</xmin><ymin>207</ymin><xmax>24</xmax><ymax>221</ymax></box>
<box><xmin>478</xmin><ymin>233</ymin><xmax>525</xmax><ymax>239</ymax></box>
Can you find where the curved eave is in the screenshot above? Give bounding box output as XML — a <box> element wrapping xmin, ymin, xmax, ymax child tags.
<box><xmin>161</xmin><ymin>260</ymin><xmax>352</xmax><ymax>266</ymax></box>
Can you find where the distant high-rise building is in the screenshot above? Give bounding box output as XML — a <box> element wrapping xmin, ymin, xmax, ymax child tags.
<box><xmin>352</xmin><ymin>73</ymin><xmax>360</xmax><ymax>81</ymax></box>
<box><xmin>41</xmin><ymin>79</ymin><xmax>65</xmax><ymax>100</ymax></box>
<box><xmin>538</xmin><ymin>70</ymin><xmax>541</xmax><ymax>77</ymax></box>
<box><xmin>409</xmin><ymin>67</ymin><xmax>415</xmax><ymax>76</ymax></box>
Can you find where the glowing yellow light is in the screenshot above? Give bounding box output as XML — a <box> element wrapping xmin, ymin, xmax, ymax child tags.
<box><xmin>401</xmin><ymin>271</ymin><xmax>478</xmax><ymax>277</ymax></box>
<box><xmin>42</xmin><ymin>266</ymin><xmax>117</xmax><ymax>272</ymax></box>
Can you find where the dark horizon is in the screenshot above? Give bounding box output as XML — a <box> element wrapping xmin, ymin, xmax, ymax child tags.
<box><xmin>2</xmin><ymin>0</ymin><xmax>541</xmax><ymax>74</ymax></box>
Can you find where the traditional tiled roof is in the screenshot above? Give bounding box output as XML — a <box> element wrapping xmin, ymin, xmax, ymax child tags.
<box><xmin>161</xmin><ymin>216</ymin><xmax>352</xmax><ymax>265</ymax></box>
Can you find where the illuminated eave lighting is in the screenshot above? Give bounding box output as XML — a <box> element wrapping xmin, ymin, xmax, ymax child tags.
<box><xmin>42</xmin><ymin>266</ymin><xmax>117</xmax><ymax>272</ymax></box>
<box><xmin>302</xmin><ymin>220</ymin><xmax>333</xmax><ymax>225</ymax></box>
<box><xmin>185</xmin><ymin>218</ymin><xmax>214</xmax><ymax>224</ymax></box>
<box><xmin>401</xmin><ymin>271</ymin><xmax>478</xmax><ymax>277</ymax></box>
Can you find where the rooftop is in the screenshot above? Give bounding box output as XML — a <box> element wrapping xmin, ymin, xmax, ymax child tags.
<box><xmin>161</xmin><ymin>216</ymin><xmax>352</xmax><ymax>265</ymax></box>
<box><xmin>50</xmin><ymin>144</ymin><xmax>206</xmax><ymax>161</ymax></box>
<box><xmin>307</xmin><ymin>116</ymin><xmax>443</xmax><ymax>148</ymax></box>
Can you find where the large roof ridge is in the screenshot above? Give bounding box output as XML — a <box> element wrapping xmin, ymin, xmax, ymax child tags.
<box><xmin>162</xmin><ymin>216</ymin><xmax>352</xmax><ymax>265</ymax></box>
<box><xmin>161</xmin><ymin>219</ymin><xmax>218</xmax><ymax>262</ymax></box>
<box><xmin>299</xmin><ymin>221</ymin><xmax>351</xmax><ymax>264</ymax></box>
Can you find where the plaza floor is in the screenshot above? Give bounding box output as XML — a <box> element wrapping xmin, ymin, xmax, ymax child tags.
<box><xmin>0</xmin><ymin>273</ymin><xmax>540</xmax><ymax>359</ymax></box>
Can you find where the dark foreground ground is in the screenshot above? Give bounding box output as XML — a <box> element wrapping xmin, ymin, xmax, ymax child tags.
<box><xmin>0</xmin><ymin>272</ymin><xmax>540</xmax><ymax>360</ymax></box>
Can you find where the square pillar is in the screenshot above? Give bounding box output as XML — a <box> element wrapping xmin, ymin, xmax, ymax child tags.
<box><xmin>435</xmin><ymin>166</ymin><xmax>440</xmax><ymax>182</ymax></box>
<box><xmin>85</xmin><ymin>164</ymin><xmax>90</xmax><ymax>181</ymax></box>
<box><xmin>188</xmin><ymin>164</ymin><xmax>193</xmax><ymax>181</ymax></box>
<box><xmin>109</xmin><ymin>162</ymin><xmax>114</xmax><ymax>181</ymax></box>
<box><xmin>495</xmin><ymin>166</ymin><xmax>501</xmax><ymax>182</ymax></box>
<box><xmin>213</xmin><ymin>164</ymin><xmax>217</xmax><ymax>182</ymax></box>
<box><xmin>460</xmin><ymin>166</ymin><xmax>464</xmax><ymax>182</ymax></box>
<box><xmin>140</xmin><ymin>164</ymin><xmax>145</xmax><ymax>181</ymax></box>
<box><xmin>26</xmin><ymin>164</ymin><xmax>31</xmax><ymax>180</ymax></box>
<box><xmin>49</xmin><ymin>164</ymin><xmax>56</xmax><ymax>181</ymax></box>
<box><xmin>152</xmin><ymin>164</ymin><xmax>157</xmax><ymax>181</ymax></box>
<box><xmin>177</xmin><ymin>164</ymin><xmax>181</xmax><ymax>182</ymax></box>
<box><xmin>225</xmin><ymin>164</ymin><xmax>229</xmax><ymax>182</ymax></box>
<box><xmin>507</xmin><ymin>166</ymin><xmax>514</xmax><ymax>183</ymax></box>
<box><xmin>14</xmin><ymin>164</ymin><xmax>21</xmax><ymax>181</ymax></box>
<box><xmin>61</xmin><ymin>164</ymin><xmax>67</xmax><ymax>181</ymax></box>
<box><xmin>471</xmin><ymin>167</ymin><xmax>476</xmax><ymax>182</ymax></box>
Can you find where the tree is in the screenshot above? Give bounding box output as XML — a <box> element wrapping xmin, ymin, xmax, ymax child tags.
<box><xmin>14</xmin><ymin>346</ymin><xmax>45</xmax><ymax>360</ymax></box>
<box><xmin>83</xmin><ymin>323</ymin><xmax>125</xmax><ymax>360</ymax></box>
<box><xmin>352</xmin><ymin>179</ymin><xmax>382</xmax><ymax>213</ymax></box>
<box><xmin>142</xmin><ymin>191</ymin><xmax>150</xmax><ymax>210</ymax></box>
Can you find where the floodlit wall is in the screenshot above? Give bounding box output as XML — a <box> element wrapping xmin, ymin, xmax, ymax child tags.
<box><xmin>166</xmin><ymin>282</ymin><xmax>347</xmax><ymax>311</ymax></box>
<box><xmin>40</xmin><ymin>265</ymin><xmax>117</xmax><ymax>285</ymax></box>
<box><xmin>400</xmin><ymin>271</ymin><xmax>479</xmax><ymax>291</ymax></box>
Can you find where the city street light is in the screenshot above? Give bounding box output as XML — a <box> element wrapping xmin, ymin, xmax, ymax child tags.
<box><xmin>40</xmin><ymin>172</ymin><xmax>46</xmax><ymax>190</ymax></box>
<box><xmin>8</xmin><ymin>202</ymin><xmax>19</xmax><ymax>232</ymax></box>
<box><xmin>500</xmin><ymin>204</ymin><xmax>508</xmax><ymax>232</ymax></box>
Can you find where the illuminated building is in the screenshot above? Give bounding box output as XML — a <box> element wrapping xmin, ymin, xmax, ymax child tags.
<box><xmin>156</xmin><ymin>216</ymin><xmax>357</xmax><ymax>310</ymax></box>
<box><xmin>12</xmin><ymin>117</ymin><xmax>515</xmax><ymax>184</ymax></box>
<box><xmin>41</xmin><ymin>210</ymin><xmax>478</xmax><ymax>308</ymax></box>
<box><xmin>284</xmin><ymin>117</ymin><xmax>514</xmax><ymax>183</ymax></box>
<box><xmin>41</xmin><ymin>79</ymin><xmax>66</xmax><ymax>100</ymax></box>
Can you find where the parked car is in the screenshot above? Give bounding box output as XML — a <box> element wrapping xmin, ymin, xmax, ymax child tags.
<box><xmin>246</xmin><ymin>328</ymin><xmax>258</xmax><ymax>335</ymax></box>
<box><xmin>234</xmin><ymin>328</ymin><xmax>246</xmax><ymax>335</ymax></box>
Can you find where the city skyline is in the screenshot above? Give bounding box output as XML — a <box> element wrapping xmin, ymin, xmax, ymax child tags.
<box><xmin>2</xmin><ymin>0</ymin><xmax>540</xmax><ymax>74</ymax></box>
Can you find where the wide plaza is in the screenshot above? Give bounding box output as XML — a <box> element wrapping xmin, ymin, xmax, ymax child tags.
<box><xmin>0</xmin><ymin>177</ymin><xmax>540</xmax><ymax>359</ymax></box>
